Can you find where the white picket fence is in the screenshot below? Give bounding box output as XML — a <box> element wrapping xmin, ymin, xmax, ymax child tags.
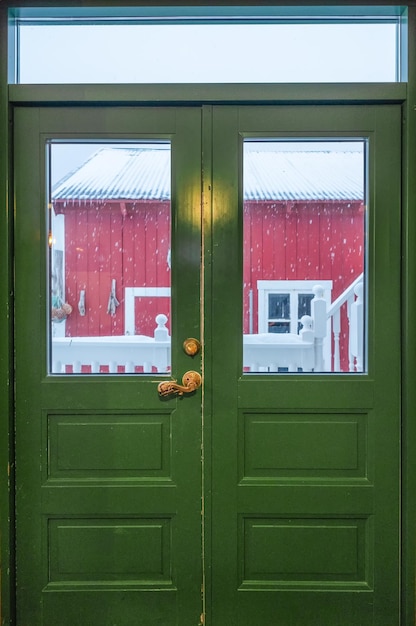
<box><xmin>52</xmin><ymin>279</ymin><xmax>364</xmax><ymax>374</ymax></box>
<box><xmin>52</xmin><ymin>314</ymin><xmax>171</xmax><ymax>374</ymax></box>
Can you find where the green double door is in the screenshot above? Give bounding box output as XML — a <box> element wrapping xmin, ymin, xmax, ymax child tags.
<box><xmin>14</xmin><ymin>104</ymin><xmax>401</xmax><ymax>626</ymax></box>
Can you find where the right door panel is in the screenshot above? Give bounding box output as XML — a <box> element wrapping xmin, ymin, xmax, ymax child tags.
<box><xmin>209</xmin><ymin>105</ymin><xmax>401</xmax><ymax>626</ymax></box>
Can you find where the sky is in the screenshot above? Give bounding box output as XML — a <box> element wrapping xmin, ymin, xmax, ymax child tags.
<box><xmin>19</xmin><ymin>22</ymin><xmax>398</xmax><ymax>83</ymax></box>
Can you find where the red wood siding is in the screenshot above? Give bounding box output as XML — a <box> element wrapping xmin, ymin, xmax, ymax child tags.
<box><xmin>243</xmin><ymin>200</ymin><xmax>365</xmax><ymax>370</ymax></box>
<box><xmin>55</xmin><ymin>198</ymin><xmax>364</xmax><ymax>371</ymax></box>
<box><xmin>54</xmin><ymin>200</ymin><xmax>171</xmax><ymax>338</ymax></box>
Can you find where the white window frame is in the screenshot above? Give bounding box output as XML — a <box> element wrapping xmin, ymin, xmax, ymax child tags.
<box><xmin>50</xmin><ymin>213</ymin><xmax>66</xmax><ymax>338</ymax></box>
<box><xmin>258</xmin><ymin>280</ymin><xmax>333</xmax><ymax>368</ymax></box>
<box><xmin>124</xmin><ymin>287</ymin><xmax>171</xmax><ymax>336</ymax></box>
<box><xmin>258</xmin><ymin>280</ymin><xmax>332</xmax><ymax>333</ymax></box>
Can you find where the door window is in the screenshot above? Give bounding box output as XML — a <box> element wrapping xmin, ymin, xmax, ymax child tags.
<box><xmin>243</xmin><ymin>140</ymin><xmax>366</xmax><ymax>373</ymax></box>
<box><xmin>48</xmin><ymin>141</ymin><xmax>172</xmax><ymax>374</ymax></box>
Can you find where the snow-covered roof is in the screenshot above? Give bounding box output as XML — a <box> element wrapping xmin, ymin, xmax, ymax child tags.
<box><xmin>52</xmin><ymin>146</ymin><xmax>364</xmax><ymax>202</ymax></box>
<box><xmin>244</xmin><ymin>149</ymin><xmax>363</xmax><ymax>201</ymax></box>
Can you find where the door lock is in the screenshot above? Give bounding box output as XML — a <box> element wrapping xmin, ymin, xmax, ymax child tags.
<box><xmin>183</xmin><ymin>337</ymin><xmax>201</xmax><ymax>356</ymax></box>
<box><xmin>158</xmin><ymin>370</ymin><xmax>202</xmax><ymax>397</ymax></box>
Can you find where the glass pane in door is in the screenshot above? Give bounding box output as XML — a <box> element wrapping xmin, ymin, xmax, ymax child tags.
<box><xmin>243</xmin><ymin>140</ymin><xmax>366</xmax><ymax>373</ymax></box>
<box><xmin>48</xmin><ymin>142</ymin><xmax>171</xmax><ymax>374</ymax></box>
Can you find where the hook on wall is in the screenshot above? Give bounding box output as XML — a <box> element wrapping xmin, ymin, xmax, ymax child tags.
<box><xmin>78</xmin><ymin>290</ymin><xmax>86</xmax><ymax>316</ymax></box>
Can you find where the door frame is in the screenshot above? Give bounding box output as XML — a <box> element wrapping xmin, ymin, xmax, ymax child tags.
<box><xmin>1</xmin><ymin>4</ymin><xmax>416</xmax><ymax>626</ymax></box>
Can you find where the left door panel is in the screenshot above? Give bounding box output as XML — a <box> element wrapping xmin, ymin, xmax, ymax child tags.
<box><xmin>14</xmin><ymin>107</ymin><xmax>202</xmax><ymax>626</ymax></box>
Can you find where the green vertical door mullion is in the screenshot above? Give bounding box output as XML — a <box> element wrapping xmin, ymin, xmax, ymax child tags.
<box><xmin>171</xmin><ymin>106</ymin><xmax>204</xmax><ymax>625</ymax></box>
<box><xmin>210</xmin><ymin>105</ymin><xmax>241</xmax><ymax>626</ymax></box>
<box><xmin>14</xmin><ymin>106</ymin><xmax>45</xmax><ymax>626</ymax></box>
<box><xmin>201</xmin><ymin>104</ymin><xmax>214</xmax><ymax>626</ymax></box>
<box><xmin>371</xmin><ymin>105</ymin><xmax>402</xmax><ymax>624</ymax></box>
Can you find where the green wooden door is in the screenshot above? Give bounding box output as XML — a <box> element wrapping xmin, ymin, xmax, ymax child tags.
<box><xmin>14</xmin><ymin>106</ymin><xmax>204</xmax><ymax>626</ymax></box>
<box><xmin>209</xmin><ymin>105</ymin><xmax>401</xmax><ymax>626</ymax></box>
<box><xmin>14</xmin><ymin>104</ymin><xmax>401</xmax><ymax>626</ymax></box>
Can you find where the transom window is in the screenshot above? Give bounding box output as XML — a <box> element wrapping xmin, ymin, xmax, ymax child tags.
<box><xmin>9</xmin><ymin>6</ymin><xmax>406</xmax><ymax>84</ymax></box>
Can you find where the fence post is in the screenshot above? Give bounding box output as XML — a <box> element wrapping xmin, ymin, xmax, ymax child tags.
<box><xmin>311</xmin><ymin>285</ymin><xmax>327</xmax><ymax>372</ymax></box>
<box><xmin>349</xmin><ymin>282</ymin><xmax>364</xmax><ymax>372</ymax></box>
<box><xmin>154</xmin><ymin>314</ymin><xmax>169</xmax><ymax>341</ymax></box>
<box><xmin>154</xmin><ymin>313</ymin><xmax>170</xmax><ymax>372</ymax></box>
<box><xmin>332</xmin><ymin>309</ymin><xmax>341</xmax><ymax>372</ymax></box>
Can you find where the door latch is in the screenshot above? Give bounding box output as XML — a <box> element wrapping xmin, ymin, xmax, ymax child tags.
<box><xmin>158</xmin><ymin>370</ymin><xmax>202</xmax><ymax>397</ymax></box>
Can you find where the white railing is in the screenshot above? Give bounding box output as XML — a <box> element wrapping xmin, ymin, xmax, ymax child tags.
<box><xmin>326</xmin><ymin>274</ymin><xmax>364</xmax><ymax>372</ymax></box>
<box><xmin>52</xmin><ymin>279</ymin><xmax>364</xmax><ymax>374</ymax></box>
<box><xmin>243</xmin><ymin>278</ymin><xmax>364</xmax><ymax>372</ymax></box>
<box><xmin>243</xmin><ymin>316</ymin><xmax>315</xmax><ymax>372</ymax></box>
<box><xmin>243</xmin><ymin>284</ymin><xmax>328</xmax><ymax>372</ymax></box>
<box><xmin>52</xmin><ymin>314</ymin><xmax>170</xmax><ymax>374</ymax></box>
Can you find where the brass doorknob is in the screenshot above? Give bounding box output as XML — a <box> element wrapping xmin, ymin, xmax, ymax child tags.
<box><xmin>158</xmin><ymin>370</ymin><xmax>202</xmax><ymax>397</ymax></box>
<box><xmin>183</xmin><ymin>337</ymin><xmax>201</xmax><ymax>356</ymax></box>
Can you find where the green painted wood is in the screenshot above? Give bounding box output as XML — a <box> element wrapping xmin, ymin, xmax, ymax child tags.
<box><xmin>0</xmin><ymin>0</ymin><xmax>416</xmax><ymax>626</ymax></box>
<box><xmin>4</xmin><ymin>12</ymin><xmax>412</xmax><ymax>623</ymax></box>
<box><xmin>242</xmin><ymin>414</ymin><xmax>365</xmax><ymax>475</ymax></box>
<box><xmin>14</xmin><ymin>106</ymin><xmax>203</xmax><ymax>626</ymax></box>
<box><xmin>210</xmin><ymin>105</ymin><xmax>401</xmax><ymax>626</ymax></box>
<box><xmin>8</xmin><ymin>83</ymin><xmax>407</xmax><ymax>105</ymax></box>
<box><xmin>48</xmin><ymin>413</ymin><xmax>172</xmax><ymax>476</ymax></box>
<box><xmin>2</xmin><ymin>4</ymin><xmax>416</xmax><ymax>625</ymax></box>
<box><xmin>11</xmin><ymin>103</ymin><xmax>406</xmax><ymax>626</ymax></box>
<box><xmin>0</xmin><ymin>4</ymin><xmax>14</xmax><ymax>626</ymax></box>
<box><xmin>402</xmin><ymin>6</ymin><xmax>416</xmax><ymax>624</ymax></box>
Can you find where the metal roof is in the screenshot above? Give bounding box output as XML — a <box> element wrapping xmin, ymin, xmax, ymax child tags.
<box><xmin>52</xmin><ymin>146</ymin><xmax>364</xmax><ymax>202</ymax></box>
<box><xmin>53</xmin><ymin>147</ymin><xmax>171</xmax><ymax>202</ymax></box>
<box><xmin>244</xmin><ymin>149</ymin><xmax>363</xmax><ymax>201</ymax></box>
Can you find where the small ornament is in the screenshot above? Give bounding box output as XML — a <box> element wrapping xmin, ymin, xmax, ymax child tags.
<box><xmin>51</xmin><ymin>297</ymin><xmax>73</xmax><ymax>323</ymax></box>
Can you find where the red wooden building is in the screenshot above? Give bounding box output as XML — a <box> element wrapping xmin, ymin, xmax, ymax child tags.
<box><xmin>51</xmin><ymin>144</ymin><xmax>365</xmax><ymax>371</ymax></box>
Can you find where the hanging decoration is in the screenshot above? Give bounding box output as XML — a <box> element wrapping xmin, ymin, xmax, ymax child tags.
<box><xmin>51</xmin><ymin>295</ymin><xmax>73</xmax><ymax>323</ymax></box>
<box><xmin>107</xmin><ymin>278</ymin><xmax>120</xmax><ymax>316</ymax></box>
